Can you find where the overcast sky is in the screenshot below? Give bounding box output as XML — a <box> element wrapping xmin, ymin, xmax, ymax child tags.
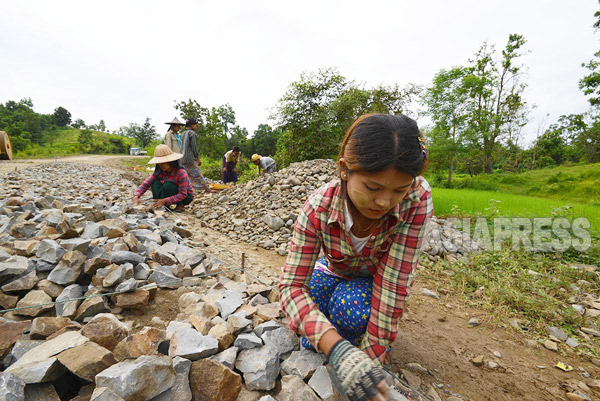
<box><xmin>1</xmin><ymin>0</ymin><xmax>598</xmax><ymax>146</ymax></box>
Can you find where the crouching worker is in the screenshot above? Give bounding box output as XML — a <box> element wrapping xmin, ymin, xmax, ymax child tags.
<box><xmin>251</xmin><ymin>154</ymin><xmax>277</xmax><ymax>176</ymax></box>
<box><xmin>279</xmin><ymin>114</ymin><xmax>433</xmax><ymax>401</ymax></box>
<box><xmin>132</xmin><ymin>144</ymin><xmax>194</xmax><ymax>212</ymax></box>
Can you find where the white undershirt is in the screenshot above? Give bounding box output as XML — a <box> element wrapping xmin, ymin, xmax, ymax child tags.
<box><xmin>344</xmin><ymin>200</ymin><xmax>372</xmax><ymax>276</ymax></box>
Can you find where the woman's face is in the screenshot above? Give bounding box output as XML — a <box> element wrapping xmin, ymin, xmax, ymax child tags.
<box><xmin>172</xmin><ymin>125</ymin><xmax>182</xmax><ymax>133</ymax></box>
<box><xmin>341</xmin><ymin>161</ymin><xmax>414</xmax><ymax>220</ymax></box>
<box><xmin>158</xmin><ymin>162</ymin><xmax>172</xmax><ymax>172</ymax></box>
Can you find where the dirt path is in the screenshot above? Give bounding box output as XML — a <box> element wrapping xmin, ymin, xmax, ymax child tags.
<box><xmin>0</xmin><ymin>154</ymin><xmax>145</xmax><ymax>176</ymax></box>
<box><xmin>9</xmin><ymin>156</ymin><xmax>598</xmax><ymax>400</ymax></box>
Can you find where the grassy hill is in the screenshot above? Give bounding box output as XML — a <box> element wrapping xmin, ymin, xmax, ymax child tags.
<box><xmin>429</xmin><ymin>163</ymin><xmax>600</xmax><ymax>206</ymax></box>
<box><xmin>14</xmin><ymin>128</ymin><xmax>136</xmax><ymax>158</ymax></box>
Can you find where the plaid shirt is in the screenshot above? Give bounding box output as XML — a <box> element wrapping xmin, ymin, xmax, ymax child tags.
<box><xmin>279</xmin><ymin>177</ymin><xmax>433</xmax><ymax>365</ymax></box>
<box><xmin>134</xmin><ymin>168</ymin><xmax>194</xmax><ymax>205</ymax></box>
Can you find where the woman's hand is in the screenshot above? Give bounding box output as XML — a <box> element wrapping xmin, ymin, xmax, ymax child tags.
<box><xmin>198</xmin><ymin>159</ymin><xmax>202</xmax><ymax>166</ymax></box>
<box><xmin>222</xmin><ymin>167</ymin><xmax>227</xmax><ymax>173</ymax></box>
<box><xmin>152</xmin><ymin>199</ymin><xmax>167</xmax><ymax>208</ymax></box>
<box><xmin>132</xmin><ymin>196</ymin><xmax>142</xmax><ymax>206</ymax></box>
<box><xmin>328</xmin><ymin>339</ymin><xmax>389</xmax><ymax>401</ymax></box>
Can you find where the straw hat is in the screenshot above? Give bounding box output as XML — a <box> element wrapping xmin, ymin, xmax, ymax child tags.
<box><xmin>148</xmin><ymin>144</ymin><xmax>183</xmax><ymax>164</ymax></box>
<box><xmin>251</xmin><ymin>154</ymin><xmax>261</xmax><ymax>162</ymax></box>
<box><xmin>165</xmin><ymin>117</ymin><xmax>185</xmax><ymax>126</ymax></box>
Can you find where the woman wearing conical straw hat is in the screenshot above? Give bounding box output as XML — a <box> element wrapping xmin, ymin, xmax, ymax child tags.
<box><xmin>132</xmin><ymin>144</ymin><xmax>194</xmax><ymax>212</ymax></box>
<box><xmin>164</xmin><ymin>117</ymin><xmax>185</xmax><ymax>154</ymax></box>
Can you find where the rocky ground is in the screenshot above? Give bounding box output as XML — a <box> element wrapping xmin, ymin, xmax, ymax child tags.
<box><xmin>0</xmin><ymin>156</ymin><xmax>598</xmax><ymax>401</ymax></box>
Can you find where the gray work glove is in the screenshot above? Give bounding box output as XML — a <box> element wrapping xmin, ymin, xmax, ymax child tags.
<box><xmin>328</xmin><ymin>339</ymin><xmax>386</xmax><ymax>401</ymax></box>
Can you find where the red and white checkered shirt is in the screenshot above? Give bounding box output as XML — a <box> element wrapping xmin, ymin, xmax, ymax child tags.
<box><xmin>134</xmin><ymin>167</ymin><xmax>194</xmax><ymax>205</ymax></box>
<box><xmin>279</xmin><ymin>177</ymin><xmax>433</xmax><ymax>365</ymax></box>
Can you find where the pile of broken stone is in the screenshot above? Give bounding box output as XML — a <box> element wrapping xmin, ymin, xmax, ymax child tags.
<box><xmin>0</xmin><ymin>163</ymin><xmax>416</xmax><ymax>401</ymax></box>
<box><xmin>193</xmin><ymin>159</ymin><xmax>483</xmax><ymax>260</ymax></box>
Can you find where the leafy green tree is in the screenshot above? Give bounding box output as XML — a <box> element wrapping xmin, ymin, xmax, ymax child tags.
<box><xmin>272</xmin><ymin>68</ymin><xmax>419</xmax><ymax>163</ymax></box>
<box><xmin>78</xmin><ymin>128</ymin><xmax>93</xmax><ymax>152</ymax></box>
<box><xmin>224</xmin><ymin>125</ymin><xmax>248</xmax><ymax>152</ymax></box>
<box><xmin>250</xmin><ymin>124</ymin><xmax>282</xmax><ymax>157</ymax></box>
<box><xmin>72</xmin><ymin>118</ymin><xmax>86</xmax><ymax>129</ymax></box>
<box><xmin>579</xmin><ymin>1</ymin><xmax>600</xmax><ymax>106</ymax></box>
<box><xmin>464</xmin><ymin>34</ymin><xmax>530</xmax><ymax>173</ymax></box>
<box><xmin>0</xmin><ymin>98</ymin><xmax>54</xmax><ymax>151</ymax></box>
<box><xmin>124</xmin><ymin>117</ymin><xmax>157</xmax><ymax>148</ymax></box>
<box><xmin>97</xmin><ymin>120</ymin><xmax>107</xmax><ymax>132</ymax></box>
<box><xmin>423</xmin><ymin>67</ymin><xmax>470</xmax><ymax>182</ymax></box>
<box><xmin>53</xmin><ymin>107</ymin><xmax>72</xmax><ymax>127</ymax></box>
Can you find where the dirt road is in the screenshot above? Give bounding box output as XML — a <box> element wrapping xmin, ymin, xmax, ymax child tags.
<box><xmin>0</xmin><ymin>154</ymin><xmax>144</xmax><ymax>176</ymax></box>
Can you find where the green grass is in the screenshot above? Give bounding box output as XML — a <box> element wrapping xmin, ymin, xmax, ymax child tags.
<box><xmin>14</xmin><ymin>128</ymin><xmax>136</xmax><ymax>158</ymax></box>
<box><xmin>420</xmin><ymin>249</ymin><xmax>600</xmax><ymax>358</ymax></box>
<box><xmin>432</xmin><ymin>187</ymin><xmax>600</xmax><ymax>237</ymax></box>
<box><xmin>428</xmin><ymin>163</ymin><xmax>600</xmax><ymax>206</ymax></box>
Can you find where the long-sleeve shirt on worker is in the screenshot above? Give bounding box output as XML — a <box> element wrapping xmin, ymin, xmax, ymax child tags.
<box><xmin>134</xmin><ymin>168</ymin><xmax>194</xmax><ymax>205</ymax></box>
<box><xmin>279</xmin><ymin>178</ymin><xmax>433</xmax><ymax>366</ymax></box>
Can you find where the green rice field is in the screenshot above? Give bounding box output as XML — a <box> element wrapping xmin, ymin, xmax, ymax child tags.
<box><xmin>432</xmin><ymin>187</ymin><xmax>600</xmax><ymax>237</ymax></box>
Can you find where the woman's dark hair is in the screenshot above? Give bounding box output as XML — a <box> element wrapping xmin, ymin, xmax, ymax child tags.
<box><xmin>185</xmin><ymin>118</ymin><xmax>198</xmax><ymax>127</ymax></box>
<box><xmin>339</xmin><ymin>113</ymin><xmax>428</xmax><ymax>177</ymax></box>
<box><xmin>152</xmin><ymin>160</ymin><xmax>181</xmax><ymax>177</ymax></box>
<box><xmin>232</xmin><ymin>146</ymin><xmax>240</xmax><ymax>152</ymax></box>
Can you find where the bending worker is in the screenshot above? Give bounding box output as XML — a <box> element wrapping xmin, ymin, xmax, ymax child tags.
<box><xmin>251</xmin><ymin>153</ymin><xmax>277</xmax><ymax>176</ymax></box>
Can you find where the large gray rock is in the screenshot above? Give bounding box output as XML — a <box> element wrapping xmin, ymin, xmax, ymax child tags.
<box><xmin>168</xmin><ymin>328</ymin><xmax>218</xmax><ymax>360</ymax></box>
<box><xmin>0</xmin><ymin>256</ymin><xmax>29</xmax><ymax>278</ymax></box>
<box><xmin>546</xmin><ymin>326</ymin><xmax>568</xmax><ymax>342</ymax></box>
<box><xmin>81</xmin><ymin>222</ymin><xmax>104</xmax><ymax>239</ymax></box>
<box><xmin>235</xmin><ymin>345</ymin><xmax>280</xmax><ymax>391</ymax></box>
<box><xmin>3</xmin><ymin>357</ymin><xmax>65</xmax><ymax>384</ymax></box>
<box><xmin>308</xmin><ymin>365</ymin><xmax>335</xmax><ymax>401</ymax></box>
<box><xmin>133</xmin><ymin>229</ymin><xmax>163</xmax><ymax>245</ymax></box>
<box><xmin>6</xmin><ymin>331</ymin><xmax>88</xmax><ymax>373</ymax></box>
<box><xmin>55</xmin><ymin>284</ymin><xmax>83</xmax><ymax>318</ymax></box>
<box><xmin>253</xmin><ymin>320</ymin><xmax>280</xmax><ymax>337</ymax></box>
<box><xmin>59</xmin><ymin>238</ymin><xmax>91</xmax><ymax>254</ymax></box>
<box><xmin>110</xmin><ymin>251</ymin><xmax>145</xmax><ymax>265</ymax></box>
<box><xmin>280</xmin><ymin>350</ymin><xmax>325</xmax><ymax>380</ymax></box>
<box><xmin>0</xmin><ymin>372</ymin><xmax>25</xmax><ymax>401</ymax></box>
<box><xmin>115</xmin><ymin>278</ymin><xmax>138</xmax><ymax>293</ymax></box>
<box><xmin>165</xmin><ymin>321</ymin><xmax>192</xmax><ymax>340</ymax></box>
<box><xmin>260</xmin><ymin>327</ymin><xmax>299</xmax><ymax>356</ymax></box>
<box><xmin>35</xmin><ymin>240</ymin><xmax>66</xmax><ymax>264</ymax></box>
<box><xmin>210</xmin><ymin>347</ymin><xmax>238</xmax><ymax>370</ymax></box>
<box><xmin>234</xmin><ymin>333</ymin><xmax>263</xmax><ymax>350</ymax></box>
<box><xmin>215</xmin><ymin>290</ymin><xmax>244</xmax><ymax>320</ymax></box>
<box><xmin>148</xmin><ymin>268</ymin><xmax>181</xmax><ymax>289</ymax></box>
<box><xmin>278</xmin><ymin>375</ymin><xmax>320</xmax><ymax>401</ymax></box>
<box><xmin>150</xmin><ymin>356</ymin><xmax>192</xmax><ymax>401</ymax></box>
<box><xmin>47</xmin><ymin>251</ymin><xmax>86</xmax><ymax>286</ymax></box>
<box><xmin>1</xmin><ymin>270</ymin><xmax>39</xmax><ymax>292</ymax></box>
<box><xmin>95</xmin><ymin>355</ymin><xmax>175</xmax><ymax>401</ymax></box>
